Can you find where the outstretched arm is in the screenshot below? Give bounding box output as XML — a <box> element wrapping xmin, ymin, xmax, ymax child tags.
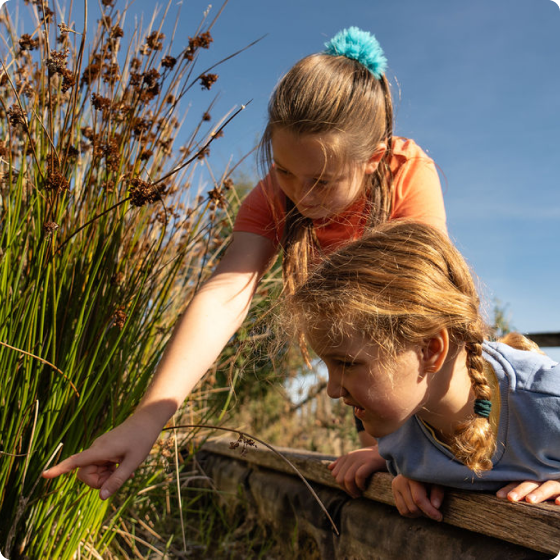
<box><xmin>43</xmin><ymin>232</ymin><xmax>277</xmax><ymax>498</ymax></box>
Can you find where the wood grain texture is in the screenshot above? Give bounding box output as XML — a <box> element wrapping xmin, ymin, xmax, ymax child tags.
<box><xmin>202</xmin><ymin>438</ymin><xmax>560</xmax><ymax>555</ymax></box>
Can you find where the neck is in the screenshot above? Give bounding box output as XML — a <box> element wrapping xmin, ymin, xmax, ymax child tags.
<box><xmin>417</xmin><ymin>345</ymin><xmax>474</xmax><ymax>442</ymax></box>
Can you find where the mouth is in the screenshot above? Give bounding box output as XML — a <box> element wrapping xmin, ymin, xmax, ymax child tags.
<box><xmin>344</xmin><ymin>399</ymin><xmax>366</xmax><ymax>419</ymax></box>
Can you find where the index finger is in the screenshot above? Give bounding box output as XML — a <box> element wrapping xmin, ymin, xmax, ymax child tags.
<box><xmin>42</xmin><ymin>448</ymin><xmax>110</xmax><ymax>479</ymax></box>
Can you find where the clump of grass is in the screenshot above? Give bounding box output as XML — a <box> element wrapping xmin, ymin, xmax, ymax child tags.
<box><xmin>0</xmin><ymin>0</ymin><xmax>252</xmax><ymax>557</ymax></box>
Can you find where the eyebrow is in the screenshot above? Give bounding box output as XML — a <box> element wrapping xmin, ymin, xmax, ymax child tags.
<box><xmin>272</xmin><ymin>158</ymin><xmax>337</xmax><ymax>180</ymax></box>
<box><xmin>321</xmin><ymin>351</ymin><xmax>358</xmax><ymax>362</ymax></box>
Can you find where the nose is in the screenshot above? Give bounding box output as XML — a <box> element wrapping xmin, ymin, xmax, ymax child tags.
<box><xmin>326</xmin><ymin>370</ymin><xmax>346</xmax><ymax>399</ymax></box>
<box><xmin>296</xmin><ymin>180</ymin><xmax>321</xmax><ymax>204</ymax></box>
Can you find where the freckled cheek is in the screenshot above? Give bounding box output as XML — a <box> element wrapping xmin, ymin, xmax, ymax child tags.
<box><xmin>362</xmin><ymin>396</ymin><xmax>406</xmax><ymax>422</ymax></box>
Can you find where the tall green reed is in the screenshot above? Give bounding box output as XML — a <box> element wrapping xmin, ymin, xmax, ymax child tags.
<box><xmin>0</xmin><ymin>0</ymin><xmax>249</xmax><ymax>556</ymax></box>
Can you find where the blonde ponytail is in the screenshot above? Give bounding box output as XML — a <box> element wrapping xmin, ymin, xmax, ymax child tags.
<box><xmin>260</xmin><ymin>52</ymin><xmax>395</xmax><ymax>297</ymax></box>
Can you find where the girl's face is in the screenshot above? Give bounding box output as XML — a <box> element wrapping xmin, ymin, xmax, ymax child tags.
<box><xmin>307</xmin><ymin>328</ymin><xmax>431</xmax><ymax>438</ymax></box>
<box><xmin>271</xmin><ymin>128</ymin><xmax>382</xmax><ymax>220</ymax></box>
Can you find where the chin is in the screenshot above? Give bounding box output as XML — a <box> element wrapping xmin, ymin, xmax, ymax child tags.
<box><xmin>297</xmin><ymin>205</ymin><xmax>329</xmax><ymax>219</ymax></box>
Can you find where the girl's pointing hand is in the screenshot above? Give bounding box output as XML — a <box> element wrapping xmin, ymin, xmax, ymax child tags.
<box><xmin>42</xmin><ymin>412</ymin><xmax>162</xmax><ymax>500</ymax></box>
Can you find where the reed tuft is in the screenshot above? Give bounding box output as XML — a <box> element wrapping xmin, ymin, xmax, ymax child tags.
<box><xmin>0</xmin><ymin>0</ymin><xmax>250</xmax><ymax>556</ymax></box>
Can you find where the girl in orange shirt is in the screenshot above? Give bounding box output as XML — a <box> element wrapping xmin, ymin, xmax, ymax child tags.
<box><xmin>44</xmin><ymin>27</ymin><xmax>446</xmax><ymax>498</ymax></box>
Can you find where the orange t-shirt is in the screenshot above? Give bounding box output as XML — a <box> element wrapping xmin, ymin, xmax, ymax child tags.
<box><xmin>233</xmin><ymin>137</ymin><xmax>446</xmax><ymax>253</ymax></box>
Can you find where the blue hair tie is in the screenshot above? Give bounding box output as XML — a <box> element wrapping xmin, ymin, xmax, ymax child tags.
<box><xmin>474</xmin><ymin>399</ymin><xmax>492</xmax><ymax>418</ymax></box>
<box><xmin>324</xmin><ymin>27</ymin><xmax>388</xmax><ymax>79</ymax></box>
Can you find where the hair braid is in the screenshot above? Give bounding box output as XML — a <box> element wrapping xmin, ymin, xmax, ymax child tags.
<box><xmin>450</xmin><ymin>338</ymin><xmax>495</xmax><ymax>473</ymax></box>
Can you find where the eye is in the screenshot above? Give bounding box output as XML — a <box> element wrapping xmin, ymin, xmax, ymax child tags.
<box><xmin>275</xmin><ymin>167</ymin><xmax>291</xmax><ymax>176</ymax></box>
<box><xmin>313</xmin><ymin>179</ymin><xmax>329</xmax><ymax>187</ymax></box>
<box><xmin>331</xmin><ymin>358</ymin><xmax>355</xmax><ymax>369</ymax></box>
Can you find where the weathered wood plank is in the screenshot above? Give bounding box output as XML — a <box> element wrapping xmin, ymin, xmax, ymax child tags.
<box><xmin>202</xmin><ymin>438</ymin><xmax>560</xmax><ymax>555</ymax></box>
<box><xmin>527</xmin><ymin>332</ymin><xmax>560</xmax><ymax>347</ymax></box>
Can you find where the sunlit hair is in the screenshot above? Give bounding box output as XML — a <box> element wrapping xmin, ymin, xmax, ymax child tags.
<box><xmin>258</xmin><ymin>53</ymin><xmax>394</xmax><ymax>296</ymax></box>
<box><xmin>287</xmin><ymin>221</ymin><xmax>522</xmax><ymax>474</ymax></box>
<box><xmin>497</xmin><ymin>331</ymin><xmax>545</xmax><ymax>354</ymax></box>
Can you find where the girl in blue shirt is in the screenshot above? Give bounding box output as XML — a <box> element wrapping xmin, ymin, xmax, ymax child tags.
<box><xmin>287</xmin><ymin>221</ymin><xmax>560</xmax><ymax>521</ymax></box>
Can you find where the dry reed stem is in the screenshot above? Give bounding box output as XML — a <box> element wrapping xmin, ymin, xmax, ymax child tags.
<box><xmin>0</xmin><ymin>340</ymin><xmax>80</xmax><ymax>396</ymax></box>
<box><xmin>164</xmin><ymin>424</ymin><xmax>340</xmax><ymax>536</ymax></box>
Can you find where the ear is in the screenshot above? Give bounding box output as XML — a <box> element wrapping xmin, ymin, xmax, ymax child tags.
<box><xmin>364</xmin><ymin>142</ymin><xmax>388</xmax><ymax>174</ymax></box>
<box><xmin>420</xmin><ymin>329</ymin><xmax>449</xmax><ymax>374</ymax></box>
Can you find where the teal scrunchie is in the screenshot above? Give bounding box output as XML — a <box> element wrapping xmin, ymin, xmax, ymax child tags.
<box><xmin>324</xmin><ymin>27</ymin><xmax>388</xmax><ymax>79</ymax></box>
<box><xmin>474</xmin><ymin>399</ymin><xmax>492</xmax><ymax>418</ymax></box>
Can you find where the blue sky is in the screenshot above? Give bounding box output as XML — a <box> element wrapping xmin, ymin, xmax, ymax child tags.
<box><xmin>205</xmin><ymin>0</ymin><xmax>560</xmax><ymax>357</ymax></box>
<box><xmin>211</xmin><ymin>0</ymin><xmax>559</xmax><ymax>357</ymax></box>
<box><xmin>9</xmin><ymin>0</ymin><xmax>559</xmax><ymax>357</ymax></box>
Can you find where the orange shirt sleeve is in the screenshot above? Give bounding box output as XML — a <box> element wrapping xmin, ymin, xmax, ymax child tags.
<box><xmin>389</xmin><ymin>140</ymin><xmax>447</xmax><ymax>233</ymax></box>
<box><xmin>232</xmin><ymin>173</ymin><xmax>285</xmax><ymax>246</ymax></box>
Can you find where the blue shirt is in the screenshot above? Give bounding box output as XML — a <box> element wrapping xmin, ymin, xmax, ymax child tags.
<box><xmin>377</xmin><ymin>342</ymin><xmax>560</xmax><ymax>491</ymax></box>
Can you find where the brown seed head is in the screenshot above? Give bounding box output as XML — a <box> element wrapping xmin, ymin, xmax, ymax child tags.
<box><xmin>140</xmin><ymin>149</ymin><xmax>153</xmax><ymax>161</ymax></box>
<box><xmin>161</xmin><ymin>55</ymin><xmax>176</xmax><ymax>69</ymax></box>
<box><xmin>43</xmin><ymin>221</ymin><xmax>59</xmax><ymax>235</ymax></box>
<box><xmin>91</xmin><ymin>92</ymin><xmax>112</xmax><ymax>111</ymax></box>
<box><xmin>146</xmin><ymin>31</ymin><xmax>165</xmax><ymax>51</ymax></box>
<box><xmin>8</xmin><ymin>105</ymin><xmax>26</xmax><ymax>127</ymax></box>
<box><xmin>110</xmin><ymin>25</ymin><xmax>124</xmax><ymax>38</ymax></box>
<box><xmin>81</xmin><ymin>57</ymin><xmax>103</xmax><ymax>85</ymax></box>
<box><xmin>208</xmin><ymin>186</ymin><xmax>226</xmax><ymax>209</ymax></box>
<box><xmin>103</xmin><ymin>62</ymin><xmax>121</xmax><ymax>84</ymax></box>
<box><xmin>45</xmin><ymin>49</ymin><xmax>69</xmax><ymax>75</ymax></box>
<box><xmin>132</xmin><ymin>117</ymin><xmax>151</xmax><ymax>137</ymax></box>
<box><xmin>113</xmin><ymin>306</ymin><xmax>127</xmax><ymax>329</ymax></box>
<box><xmin>197</xmin><ymin>146</ymin><xmax>210</xmax><ymax>160</ymax></box>
<box><xmin>184</xmin><ymin>31</ymin><xmax>213</xmax><ymax>60</ymax></box>
<box><xmin>45</xmin><ymin>171</ymin><xmax>69</xmax><ymax>192</ymax></box>
<box><xmin>19</xmin><ymin>33</ymin><xmax>40</xmax><ymax>51</ymax></box>
<box><xmin>199</xmin><ymin>73</ymin><xmax>217</xmax><ymax>90</ymax></box>
<box><xmin>129</xmin><ymin>178</ymin><xmax>165</xmax><ymax>207</ymax></box>
<box><xmin>60</xmin><ymin>67</ymin><xmax>76</xmax><ymax>92</ymax></box>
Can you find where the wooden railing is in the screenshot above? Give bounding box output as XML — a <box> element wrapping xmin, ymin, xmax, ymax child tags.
<box><xmin>527</xmin><ymin>332</ymin><xmax>560</xmax><ymax>347</ymax></box>
<box><xmin>198</xmin><ymin>439</ymin><xmax>559</xmax><ymax>559</ymax></box>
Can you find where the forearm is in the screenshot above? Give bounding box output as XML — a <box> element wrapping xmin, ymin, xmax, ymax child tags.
<box><xmin>135</xmin><ymin>277</ymin><xmax>256</xmax><ymax>424</ymax></box>
<box><xmin>136</xmin><ymin>278</ymin><xmax>256</xmax><ymax>425</ymax></box>
<box><xmin>130</xmin><ymin>232</ymin><xmax>276</xmax><ymax>428</ymax></box>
